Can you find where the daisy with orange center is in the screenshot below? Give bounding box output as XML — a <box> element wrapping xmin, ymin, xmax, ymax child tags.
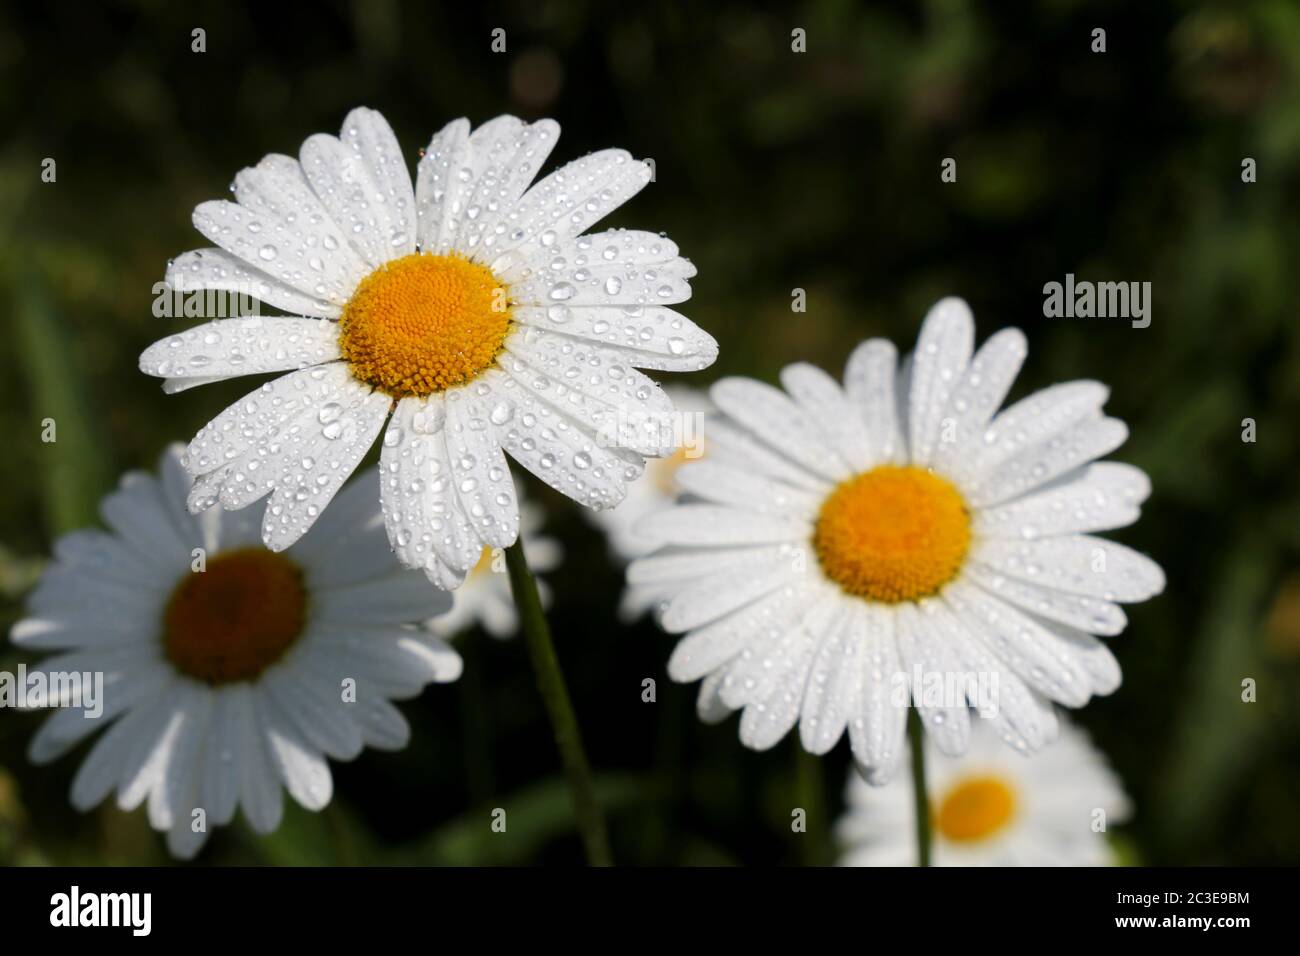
<box><xmin>838</xmin><ymin>718</ymin><xmax>1131</xmax><ymax>866</ymax></box>
<box><xmin>10</xmin><ymin>447</ymin><xmax>456</xmax><ymax>859</ymax></box>
<box><xmin>138</xmin><ymin>107</ymin><xmax>717</xmax><ymax>590</ymax></box>
<box><xmin>630</xmin><ymin>298</ymin><xmax>1164</xmax><ymax>783</ymax></box>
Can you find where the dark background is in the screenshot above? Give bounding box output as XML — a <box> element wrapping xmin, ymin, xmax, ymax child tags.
<box><xmin>1</xmin><ymin>0</ymin><xmax>1297</xmax><ymax>865</ymax></box>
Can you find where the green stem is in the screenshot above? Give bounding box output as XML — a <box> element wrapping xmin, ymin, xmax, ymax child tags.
<box><xmin>907</xmin><ymin>707</ymin><xmax>932</xmax><ymax>867</ymax></box>
<box><xmin>794</xmin><ymin>743</ymin><xmax>827</xmax><ymax>866</ymax></box>
<box><xmin>503</xmin><ymin>539</ymin><xmax>613</xmax><ymax>867</ymax></box>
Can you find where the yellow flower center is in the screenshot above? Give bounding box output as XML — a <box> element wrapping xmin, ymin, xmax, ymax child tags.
<box><xmin>163</xmin><ymin>549</ymin><xmax>306</xmax><ymax>684</ymax></box>
<box><xmin>652</xmin><ymin>446</ymin><xmax>692</xmax><ymax>495</ymax></box>
<box><xmin>339</xmin><ymin>253</ymin><xmax>511</xmax><ymax>398</ymax></box>
<box><xmin>934</xmin><ymin>775</ymin><xmax>1017</xmax><ymax>843</ymax></box>
<box><xmin>471</xmin><ymin>545</ymin><xmax>498</xmax><ymax>578</ymax></box>
<box><xmin>813</xmin><ymin>465</ymin><xmax>971</xmax><ymax>603</ymax></box>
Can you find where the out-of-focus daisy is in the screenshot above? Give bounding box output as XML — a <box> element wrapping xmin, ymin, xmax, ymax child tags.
<box><xmin>630</xmin><ymin>298</ymin><xmax>1164</xmax><ymax>782</ymax></box>
<box><xmin>139</xmin><ymin>108</ymin><xmax>717</xmax><ymax>590</ymax></box>
<box><xmin>586</xmin><ymin>385</ymin><xmax>712</xmax><ymax>618</ymax></box>
<box><xmin>426</xmin><ymin>483</ymin><xmax>562</xmax><ymax>639</ymax></box>
<box><xmin>837</xmin><ymin>717</ymin><xmax>1131</xmax><ymax>866</ymax></box>
<box><xmin>10</xmin><ymin>446</ymin><xmax>455</xmax><ymax>859</ymax></box>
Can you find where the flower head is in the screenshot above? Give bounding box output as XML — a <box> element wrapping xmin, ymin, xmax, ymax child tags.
<box><xmin>140</xmin><ymin>108</ymin><xmax>717</xmax><ymax>589</ymax></box>
<box><xmin>10</xmin><ymin>446</ymin><xmax>456</xmax><ymax>858</ymax></box>
<box><xmin>631</xmin><ymin>298</ymin><xmax>1164</xmax><ymax>782</ymax></box>
<box><xmin>837</xmin><ymin>718</ymin><xmax>1131</xmax><ymax>866</ymax></box>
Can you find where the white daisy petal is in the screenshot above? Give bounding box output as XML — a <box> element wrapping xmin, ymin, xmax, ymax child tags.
<box><xmin>780</xmin><ymin>362</ymin><xmax>875</xmax><ymax>471</ymax></box>
<box><xmin>847</xmin><ymin>604</ymin><xmax>909</xmax><ymax>783</ymax></box>
<box><xmin>634</xmin><ymin>504</ymin><xmax>808</xmax><ymax>549</ymax></box>
<box><xmin>630</xmin><ymin>544</ymin><xmax>791</xmax><ymax>588</ymax></box>
<box><xmin>673</xmin><ymin>461</ymin><xmax>822</xmax><ymax>519</ymax></box>
<box><xmin>183</xmin><ymin>364</ymin><xmax>387</xmax><ymax>550</ymax></box>
<box><xmin>738</xmin><ymin>612</ymin><xmax>825</xmax><ymax>751</ymax></box>
<box><xmin>444</xmin><ymin>393</ymin><xmax>521</xmax><ymax>549</ymax></box>
<box><xmin>660</xmin><ymin>559</ymin><xmax>802</xmax><ymax>633</ymax></box>
<box><xmin>667</xmin><ymin>582</ymin><xmax>817</xmax><ymax>683</ymax></box>
<box><xmin>184</xmin><ymin>363</ymin><xmax>343</xmax><ymax>484</ymax></box>
<box><xmin>973</xmin><ymin>535</ymin><xmax>1166</xmax><ymax>602</ymax></box>
<box><xmin>498</xmin><ymin>345</ymin><xmax>667</xmax><ymax>457</ymax></box>
<box><xmin>257</xmin><ymin>690</ymin><xmax>333</xmax><ymax>812</ymax></box>
<box><xmin>907</xmin><ymin>297</ymin><xmax>974</xmax><ymax>466</ymax></box>
<box><xmin>485</xmin><ymin>368</ymin><xmax>637</xmax><ymax>510</ymax></box>
<box><xmin>455</xmin><ymin>117</ymin><xmax>562</xmax><ymax>256</ymax></box>
<box><xmin>508</xmin><ymin>255</ymin><xmax>692</xmax><ymax>307</ymax></box>
<box><xmin>974</xmin><ymin>462</ymin><xmax>1151</xmax><ymax>538</ymax></box>
<box><xmin>896</xmin><ymin>602</ymin><xmax>971</xmax><ymax>757</ymax></box>
<box><xmin>798</xmin><ymin>603</ymin><xmax>859</xmax><ymax>754</ymax></box>
<box><xmin>312</xmin><ymin>574</ymin><xmax>450</xmax><ymax>624</ymax></box>
<box><xmin>716</xmin><ymin>596</ymin><xmax>814</xmax><ymax>711</ymax></box>
<box><xmin>100</xmin><ymin>472</ymin><xmax>193</xmax><ymax>572</ymax></box>
<box><xmin>29</xmin><ymin>662</ymin><xmax>174</xmax><ymax>762</ymax></box>
<box><xmin>352</xmin><ymin>693</ymin><xmax>412</xmax><ymax>749</ymax></box>
<box><xmin>969</xmin><ymin>416</ymin><xmax>1129</xmax><ymax>508</ymax></box>
<box><xmin>147</xmin><ymin>687</ymin><xmax>212</xmax><ymax>830</ymax></box>
<box><xmin>504</xmin><ymin>326</ymin><xmax>674</xmax><ymax>437</ymax></box>
<box><xmin>930</xmin><ymin>327</ymin><xmax>1027</xmax><ymax>473</ymax></box>
<box><xmin>843</xmin><ymin>339</ymin><xmax>906</xmax><ymax>465</ymax></box>
<box><xmin>500</xmin><ymin>228</ymin><xmax>685</xmax><ymax>283</ymax></box>
<box><xmin>69</xmin><ymin>687</ymin><xmax>180</xmax><ymax>812</ymax></box>
<box><xmin>1037</xmin><ymin>623</ymin><xmax>1123</xmax><ymax>696</ymax></box>
<box><xmin>48</xmin><ymin>529</ymin><xmax>162</xmax><ymax>591</ymax></box>
<box><xmin>258</xmin><ymin>389</ymin><xmax>390</xmax><ymax>552</ymax></box>
<box><xmin>965</xmin><ymin>562</ymin><xmax>1127</xmax><ymax>636</ymax></box>
<box><xmin>237</xmin><ymin>690</ymin><xmax>284</xmax><ymax>834</ymax></box>
<box><xmin>166</xmin><ymin>248</ymin><xmax>340</xmax><ymax>318</ymax></box>
<box><xmin>696</xmin><ymin>671</ymin><xmax>733</xmax><ymax>724</ymax></box>
<box><xmin>511</xmin><ymin>304</ymin><xmax>717</xmax><ymax>372</ymax></box>
<box><xmin>702</xmin><ymin>417</ymin><xmax>831</xmax><ymax>493</ymax></box>
<box><xmin>710</xmin><ymin>378</ymin><xmax>852</xmax><ymax>482</ymax></box>
<box><xmin>191</xmin><ymin>195</ymin><xmax>365</xmax><ymax>307</ymax></box>
<box><xmin>139</xmin><ymin>316</ymin><xmax>340</xmax><ymax>384</ymax></box>
<box><xmin>947</xmin><ymin>380</ymin><xmax>1109</xmax><ymax>488</ymax></box>
<box><xmin>303</xmin><ymin>628</ymin><xmax>441</xmax><ymax>697</ymax></box>
<box><xmin>199</xmin><ymin>688</ymin><xmax>246</xmax><ymax>826</ymax></box>
<box><xmin>936</xmin><ymin>614</ymin><xmax>1060</xmax><ymax>752</ymax></box>
<box><xmin>943</xmin><ymin>580</ymin><xmax>1092</xmax><ymax>707</ymax></box>
<box><xmin>300</xmin><ymin>108</ymin><xmax>417</xmax><ymax>266</ymax></box>
<box><xmin>491</xmin><ymin>149</ymin><xmax>652</xmax><ymax>262</ymax></box>
<box><xmin>162</xmin><ymin>375</ymin><xmax>227</xmax><ymax>394</ymax></box>
<box><xmin>380</xmin><ymin>395</ymin><xmax>477</xmax><ymax>582</ymax></box>
<box><xmin>414</xmin><ymin>118</ymin><xmax>472</xmax><ymax>252</ymax></box>
<box><xmin>260</xmin><ymin>669</ymin><xmax>364</xmax><ymax>761</ymax></box>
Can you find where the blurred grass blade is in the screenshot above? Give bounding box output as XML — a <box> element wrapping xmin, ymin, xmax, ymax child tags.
<box><xmin>1157</xmin><ymin>535</ymin><xmax>1275</xmax><ymax>843</ymax></box>
<box><xmin>11</xmin><ymin>267</ymin><xmax>112</xmax><ymax>535</ymax></box>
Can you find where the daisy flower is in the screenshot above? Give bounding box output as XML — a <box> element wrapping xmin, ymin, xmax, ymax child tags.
<box><xmin>139</xmin><ymin>108</ymin><xmax>717</xmax><ymax>589</ymax></box>
<box><xmin>629</xmin><ymin>298</ymin><xmax>1164</xmax><ymax>782</ymax></box>
<box><xmin>10</xmin><ymin>446</ymin><xmax>456</xmax><ymax>859</ymax></box>
<box><xmin>837</xmin><ymin>717</ymin><xmax>1131</xmax><ymax>866</ymax></box>
<box><xmin>425</xmin><ymin>483</ymin><xmax>562</xmax><ymax>639</ymax></box>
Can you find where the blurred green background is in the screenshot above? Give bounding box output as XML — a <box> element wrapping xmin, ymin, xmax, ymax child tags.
<box><xmin>2</xmin><ymin>0</ymin><xmax>1298</xmax><ymax>865</ymax></box>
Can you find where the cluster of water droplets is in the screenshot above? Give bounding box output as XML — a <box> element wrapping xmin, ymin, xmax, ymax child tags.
<box><xmin>181</xmin><ymin>364</ymin><xmax>388</xmax><ymax>551</ymax></box>
<box><xmin>141</xmin><ymin>316</ymin><xmax>339</xmax><ymax>381</ymax></box>
<box><xmin>299</xmin><ymin>109</ymin><xmax>416</xmax><ymax>266</ymax></box>
<box><xmin>415</xmin><ymin>117</ymin><xmax>559</xmax><ymax>257</ymax></box>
